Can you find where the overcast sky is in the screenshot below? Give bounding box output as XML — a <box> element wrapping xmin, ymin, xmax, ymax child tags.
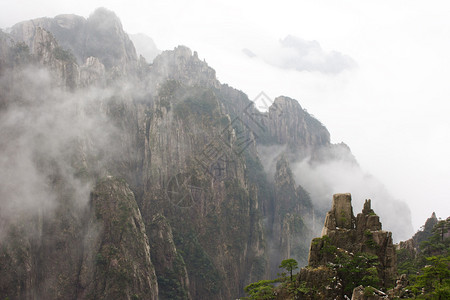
<box><xmin>1</xmin><ymin>0</ymin><xmax>449</xmax><ymax>231</ymax></box>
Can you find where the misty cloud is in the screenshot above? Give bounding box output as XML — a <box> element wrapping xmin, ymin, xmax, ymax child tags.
<box><xmin>257</xmin><ymin>142</ymin><xmax>413</xmax><ymax>241</ymax></box>
<box><xmin>0</xmin><ymin>66</ymin><xmax>121</xmax><ymax>240</ymax></box>
<box><xmin>243</xmin><ymin>35</ymin><xmax>356</xmax><ymax>74</ymax></box>
<box><xmin>129</xmin><ymin>33</ymin><xmax>160</xmax><ymax>63</ymax></box>
<box><xmin>241</xmin><ymin>48</ymin><xmax>256</xmax><ymax>58</ymax></box>
<box><xmin>257</xmin><ymin>144</ymin><xmax>287</xmax><ymax>179</ymax></box>
<box><xmin>292</xmin><ymin>157</ymin><xmax>414</xmax><ymax>242</ymax></box>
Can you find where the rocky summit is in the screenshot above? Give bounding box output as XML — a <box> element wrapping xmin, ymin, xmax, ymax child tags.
<box><xmin>313</xmin><ymin>194</ymin><xmax>397</xmax><ymax>287</ymax></box>
<box><xmin>297</xmin><ymin>194</ymin><xmax>397</xmax><ymax>299</ymax></box>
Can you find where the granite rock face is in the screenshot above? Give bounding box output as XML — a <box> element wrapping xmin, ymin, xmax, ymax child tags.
<box><xmin>351</xmin><ymin>285</ymin><xmax>388</xmax><ymax>300</ymax></box>
<box><xmin>321</xmin><ymin>193</ymin><xmax>355</xmax><ymax>235</ymax></box>
<box><xmin>151</xmin><ymin>46</ymin><xmax>220</xmax><ymax>88</ymax></box>
<box><xmin>266</xmin><ymin>96</ymin><xmax>330</xmax><ymax>151</ymax></box>
<box><xmin>79</xmin><ymin>178</ymin><xmax>159</xmax><ymax>300</ymax></box>
<box><xmin>310</xmin><ymin>195</ymin><xmax>397</xmax><ymax>287</ymax></box>
<box><xmin>272</xmin><ymin>156</ymin><xmax>315</xmax><ymax>271</ymax></box>
<box><xmin>397</xmin><ymin>212</ymin><xmax>438</xmax><ymax>255</ymax></box>
<box><xmin>148</xmin><ymin>214</ymin><xmax>191</xmax><ymax>300</ymax></box>
<box><xmin>10</xmin><ymin>8</ymin><xmax>138</xmax><ymax>73</ymax></box>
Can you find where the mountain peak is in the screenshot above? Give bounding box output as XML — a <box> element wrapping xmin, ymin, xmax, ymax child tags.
<box><xmin>88</xmin><ymin>7</ymin><xmax>122</xmax><ymax>26</ymax></box>
<box><xmin>151</xmin><ymin>45</ymin><xmax>219</xmax><ymax>88</ymax></box>
<box><xmin>9</xmin><ymin>8</ymin><xmax>138</xmax><ymax>71</ymax></box>
<box><xmin>273</xmin><ymin>95</ymin><xmax>303</xmax><ymax>110</ymax></box>
<box><xmin>263</xmin><ymin>95</ymin><xmax>330</xmax><ymax>151</ymax></box>
<box><xmin>85</xmin><ymin>8</ymin><xmax>137</xmax><ymax>69</ymax></box>
<box><xmin>53</xmin><ymin>14</ymin><xmax>85</xmax><ymax>30</ymax></box>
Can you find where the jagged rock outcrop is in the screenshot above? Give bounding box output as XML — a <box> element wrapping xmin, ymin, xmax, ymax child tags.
<box><xmin>0</xmin><ymin>176</ymin><xmax>159</xmax><ymax>300</ymax></box>
<box><xmin>79</xmin><ymin>177</ymin><xmax>158</xmax><ymax>299</ymax></box>
<box><xmin>385</xmin><ymin>274</ymin><xmax>413</xmax><ymax>299</ymax></box>
<box><xmin>321</xmin><ymin>193</ymin><xmax>355</xmax><ymax>235</ymax></box>
<box><xmin>148</xmin><ymin>214</ymin><xmax>191</xmax><ymax>300</ymax></box>
<box><xmin>84</xmin><ymin>8</ymin><xmax>138</xmax><ymax>70</ymax></box>
<box><xmin>32</xmin><ymin>26</ymin><xmax>80</xmax><ymax>88</ymax></box>
<box><xmin>395</xmin><ymin>212</ymin><xmax>439</xmax><ymax>265</ymax></box>
<box><xmin>265</xmin><ymin>96</ymin><xmax>330</xmax><ymax>152</ymax></box>
<box><xmin>151</xmin><ymin>46</ymin><xmax>220</xmax><ymax>88</ymax></box>
<box><xmin>310</xmin><ymin>195</ymin><xmax>397</xmax><ymax>287</ymax></box>
<box><xmin>393</xmin><ymin>214</ymin><xmax>450</xmax><ymax>299</ymax></box>
<box><xmin>80</xmin><ymin>56</ymin><xmax>106</xmax><ymax>86</ymax></box>
<box><xmin>396</xmin><ymin>238</ymin><xmax>415</xmax><ymax>256</ymax></box>
<box><xmin>272</xmin><ymin>156</ymin><xmax>314</xmax><ymax>270</ymax></box>
<box><xmin>409</xmin><ymin>212</ymin><xmax>437</xmax><ymax>248</ymax></box>
<box><xmin>9</xmin><ymin>8</ymin><xmax>138</xmax><ymax>76</ymax></box>
<box><xmin>292</xmin><ymin>194</ymin><xmax>397</xmax><ymax>299</ymax></box>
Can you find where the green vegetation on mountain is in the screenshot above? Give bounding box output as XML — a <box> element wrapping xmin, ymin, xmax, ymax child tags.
<box><xmin>243</xmin><ymin>195</ymin><xmax>400</xmax><ymax>299</ymax></box>
<box><xmin>397</xmin><ymin>216</ymin><xmax>450</xmax><ymax>299</ymax></box>
<box><xmin>243</xmin><ymin>259</ymin><xmax>302</xmax><ymax>300</ymax></box>
<box><xmin>333</xmin><ymin>251</ymin><xmax>380</xmax><ymax>295</ymax></box>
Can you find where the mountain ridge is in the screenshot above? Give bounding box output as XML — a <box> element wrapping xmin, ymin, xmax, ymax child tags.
<box><xmin>0</xmin><ymin>8</ymin><xmax>413</xmax><ymax>299</ymax></box>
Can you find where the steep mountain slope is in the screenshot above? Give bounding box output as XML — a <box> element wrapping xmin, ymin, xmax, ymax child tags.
<box><xmin>0</xmin><ymin>8</ymin><xmax>413</xmax><ymax>299</ymax></box>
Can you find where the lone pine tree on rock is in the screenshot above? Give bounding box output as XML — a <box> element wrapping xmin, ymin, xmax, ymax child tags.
<box><xmin>279</xmin><ymin>259</ymin><xmax>299</xmax><ymax>283</ymax></box>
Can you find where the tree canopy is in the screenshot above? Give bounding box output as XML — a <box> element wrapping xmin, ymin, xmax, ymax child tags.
<box><xmin>279</xmin><ymin>258</ymin><xmax>299</xmax><ymax>282</ymax></box>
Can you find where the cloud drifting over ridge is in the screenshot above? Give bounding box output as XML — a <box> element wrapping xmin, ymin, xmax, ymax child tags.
<box><xmin>0</xmin><ymin>65</ymin><xmax>122</xmax><ymax>241</ymax></box>
<box><xmin>257</xmin><ymin>143</ymin><xmax>414</xmax><ymax>242</ymax></box>
<box><xmin>292</xmin><ymin>157</ymin><xmax>414</xmax><ymax>242</ymax></box>
<box><xmin>243</xmin><ymin>35</ymin><xmax>356</xmax><ymax>74</ymax></box>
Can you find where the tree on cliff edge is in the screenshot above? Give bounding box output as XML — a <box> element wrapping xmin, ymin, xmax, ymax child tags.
<box><xmin>279</xmin><ymin>258</ymin><xmax>298</xmax><ymax>283</ymax></box>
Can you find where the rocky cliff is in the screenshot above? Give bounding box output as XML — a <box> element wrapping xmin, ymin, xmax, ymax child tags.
<box><xmin>80</xmin><ymin>178</ymin><xmax>159</xmax><ymax>299</ymax></box>
<box><xmin>271</xmin><ymin>157</ymin><xmax>314</xmax><ymax>270</ymax></box>
<box><xmin>295</xmin><ymin>194</ymin><xmax>397</xmax><ymax>299</ymax></box>
<box><xmin>9</xmin><ymin>8</ymin><xmax>138</xmax><ymax>72</ymax></box>
<box><xmin>0</xmin><ymin>8</ymin><xmax>408</xmax><ymax>300</ymax></box>
<box><xmin>311</xmin><ymin>195</ymin><xmax>397</xmax><ymax>286</ymax></box>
